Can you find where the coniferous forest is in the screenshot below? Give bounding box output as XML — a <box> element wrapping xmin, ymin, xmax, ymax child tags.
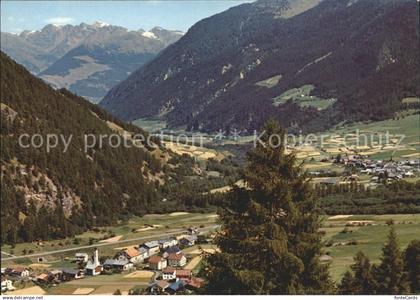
<box><xmin>0</xmin><ymin>51</ymin><xmax>160</xmax><ymax>244</ymax></box>
<box><xmin>0</xmin><ymin>52</ymin><xmax>235</xmax><ymax>244</ymax></box>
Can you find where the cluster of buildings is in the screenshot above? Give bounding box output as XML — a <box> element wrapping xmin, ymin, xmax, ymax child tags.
<box><xmin>363</xmin><ymin>160</ymin><xmax>419</xmax><ymax>183</ymax></box>
<box><xmin>1</xmin><ymin>228</ymin><xmax>203</xmax><ymax>295</ymax></box>
<box><xmin>148</xmin><ymin>275</ymin><xmax>205</xmax><ymax>295</ymax></box>
<box><xmin>1</xmin><ymin>267</ymin><xmax>31</xmax><ymax>292</ymax></box>
<box><xmin>338</xmin><ymin>155</ymin><xmax>417</xmax><ymax>176</ymax></box>
<box><xmin>314</xmin><ymin>156</ymin><xmax>419</xmax><ymax>185</ymax></box>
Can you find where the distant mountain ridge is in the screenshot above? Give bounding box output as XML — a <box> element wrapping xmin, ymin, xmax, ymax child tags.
<box><xmin>100</xmin><ymin>0</ymin><xmax>419</xmax><ymax>133</ymax></box>
<box><xmin>1</xmin><ymin>22</ymin><xmax>184</xmax><ymax>102</ymax></box>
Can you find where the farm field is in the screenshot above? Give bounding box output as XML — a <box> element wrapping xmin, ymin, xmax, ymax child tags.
<box><xmin>402</xmin><ymin>97</ymin><xmax>420</xmax><ymax>104</ymax></box>
<box><xmin>255</xmin><ymin>74</ymin><xmax>282</xmax><ymax>88</ymax></box>
<box><xmin>162</xmin><ymin>141</ymin><xmax>226</xmax><ymax>161</ymax></box>
<box><xmin>272</xmin><ymin>84</ymin><xmax>336</xmax><ymax>110</ymax></box>
<box><xmin>320</xmin><ymin>214</ymin><xmax>420</xmax><ymax>281</ymax></box>
<box><xmin>183</xmin><ymin>244</ymin><xmax>220</xmax><ymax>256</ymax></box>
<box><xmin>6</xmin><ymin>285</ymin><xmax>46</xmax><ymax>295</ymax></box>
<box><xmin>46</xmin><ymin>272</ymin><xmax>145</xmax><ymax>295</ymax></box>
<box><xmin>319</xmin><ymin>114</ymin><xmax>419</xmax><ymax>160</ymax></box>
<box><xmin>184</xmin><ymin>255</ymin><xmax>203</xmax><ymax>270</ymax></box>
<box><xmin>132</xmin><ymin>117</ymin><xmax>167</xmax><ymax>133</ymax></box>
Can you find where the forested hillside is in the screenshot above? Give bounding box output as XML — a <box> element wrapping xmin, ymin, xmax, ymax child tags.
<box><xmin>0</xmin><ymin>51</ymin><xmax>168</xmax><ymax>244</ymax></box>
<box><xmin>101</xmin><ymin>0</ymin><xmax>419</xmax><ymax>133</ymax></box>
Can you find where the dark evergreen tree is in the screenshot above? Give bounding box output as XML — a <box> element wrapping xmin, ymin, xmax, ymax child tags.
<box><xmin>350</xmin><ymin>251</ymin><xmax>376</xmax><ymax>294</ymax></box>
<box><xmin>113</xmin><ymin>289</ymin><xmax>122</xmax><ymax>295</ymax></box>
<box><xmin>339</xmin><ymin>271</ymin><xmax>355</xmax><ymax>295</ymax></box>
<box><xmin>204</xmin><ymin>120</ymin><xmax>333</xmax><ymax>294</ymax></box>
<box><xmin>373</xmin><ymin>227</ymin><xmax>410</xmax><ymax>294</ymax></box>
<box><xmin>403</xmin><ymin>240</ymin><xmax>420</xmax><ymax>293</ymax></box>
<box><xmin>339</xmin><ymin>251</ymin><xmax>375</xmax><ymax>295</ymax></box>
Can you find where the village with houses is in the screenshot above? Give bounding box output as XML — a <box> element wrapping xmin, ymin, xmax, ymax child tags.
<box><xmin>310</xmin><ymin>155</ymin><xmax>419</xmax><ymax>187</ymax></box>
<box><xmin>1</xmin><ymin>226</ymin><xmax>215</xmax><ymax>295</ymax></box>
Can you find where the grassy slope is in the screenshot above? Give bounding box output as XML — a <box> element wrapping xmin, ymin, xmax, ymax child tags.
<box><xmin>273</xmin><ymin>84</ymin><xmax>335</xmax><ymax>110</ymax></box>
<box><xmin>322</xmin><ymin>214</ymin><xmax>420</xmax><ymax>281</ymax></box>
<box><xmin>330</xmin><ymin>114</ymin><xmax>419</xmax><ymax>144</ymax></box>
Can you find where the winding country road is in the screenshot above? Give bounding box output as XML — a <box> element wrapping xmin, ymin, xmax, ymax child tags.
<box><xmin>1</xmin><ymin>251</ymin><xmax>16</xmax><ymax>258</ymax></box>
<box><xmin>1</xmin><ymin>225</ymin><xmax>219</xmax><ymax>262</ymax></box>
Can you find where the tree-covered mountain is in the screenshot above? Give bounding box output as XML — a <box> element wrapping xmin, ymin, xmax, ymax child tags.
<box><xmin>1</xmin><ymin>52</ymin><xmax>244</xmax><ymax>244</ymax></box>
<box><xmin>0</xmin><ymin>51</ymin><xmax>170</xmax><ymax>244</ymax></box>
<box><xmin>100</xmin><ymin>0</ymin><xmax>419</xmax><ymax>133</ymax></box>
<box><xmin>1</xmin><ymin>22</ymin><xmax>183</xmax><ymax>102</ymax></box>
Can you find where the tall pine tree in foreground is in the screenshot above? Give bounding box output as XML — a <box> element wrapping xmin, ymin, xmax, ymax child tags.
<box><xmin>373</xmin><ymin>227</ymin><xmax>410</xmax><ymax>294</ymax></box>
<box><xmin>403</xmin><ymin>240</ymin><xmax>420</xmax><ymax>293</ymax></box>
<box><xmin>339</xmin><ymin>251</ymin><xmax>375</xmax><ymax>294</ymax></box>
<box><xmin>338</xmin><ymin>271</ymin><xmax>355</xmax><ymax>295</ymax></box>
<box><xmin>204</xmin><ymin>120</ymin><xmax>333</xmax><ymax>294</ymax></box>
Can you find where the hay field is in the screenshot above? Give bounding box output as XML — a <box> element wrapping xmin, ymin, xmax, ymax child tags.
<box><xmin>72</xmin><ymin>288</ymin><xmax>95</xmax><ymax>295</ymax></box>
<box><xmin>99</xmin><ymin>235</ymin><xmax>122</xmax><ymax>243</ymax></box>
<box><xmin>6</xmin><ymin>286</ymin><xmax>46</xmax><ymax>295</ymax></box>
<box><xmin>185</xmin><ymin>255</ymin><xmax>202</xmax><ymax>270</ymax></box>
<box><xmin>123</xmin><ymin>270</ymin><xmax>154</xmax><ymax>279</ymax></box>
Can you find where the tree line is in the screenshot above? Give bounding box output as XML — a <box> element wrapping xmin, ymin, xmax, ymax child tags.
<box><xmin>339</xmin><ymin>228</ymin><xmax>419</xmax><ymax>295</ymax></box>
<box><xmin>318</xmin><ymin>181</ymin><xmax>420</xmax><ymax>215</ymax></box>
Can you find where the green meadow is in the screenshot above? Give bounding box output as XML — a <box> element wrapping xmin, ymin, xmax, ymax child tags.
<box><xmin>321</xmin><ymin>214</ymin><xmax>420</xmax><ymax>281</ymax></box>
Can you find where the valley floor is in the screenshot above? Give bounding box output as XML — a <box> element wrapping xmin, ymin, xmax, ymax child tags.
<box><xmin>1</xmin><ymin>212</ymin><xmax>419</xmax><ymax>295</ymax></box>
<box><xmin>322</xmin><ymin>214</ymin><xmax>420</xmax><ymax>280</ymax></box>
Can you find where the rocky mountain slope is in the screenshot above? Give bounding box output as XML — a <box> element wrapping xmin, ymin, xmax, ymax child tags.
<box><xmin>0</xmin><ymin>51</ymin><xmax>170</xmax><ymax>243</ymax></box>
<box><xmin>100</xmin><ymin>0</ymin><xmax>419</xmax><ymax>133</ymax></box>
<box><xmin>1</xmin><ymin>23</ymin><xmax>183</xmax><ymax>102</ymax></box>
<box><xmin>1</xmin><ymin>51</ymin><xmax>241</xmax><ymax>244</ymax></box>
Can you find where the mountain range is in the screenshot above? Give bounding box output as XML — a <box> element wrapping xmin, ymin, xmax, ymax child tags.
<box><xmin>100</xmin><ymin>0</ymin><xmax>419</xmax><ymax>133</ymax></box>
<box><xmin>1</xmin><ymin>22</ymin><xmax>183</xmax><ymax>102</ymax></box>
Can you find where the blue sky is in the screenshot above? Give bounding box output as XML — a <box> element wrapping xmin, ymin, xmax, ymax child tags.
<box><xmin>1</xmin><ymin>1</ymin><xmax>253</xmax><ymax>33</ymax></box>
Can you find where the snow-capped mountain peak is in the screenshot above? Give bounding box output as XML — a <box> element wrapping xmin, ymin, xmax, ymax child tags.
<box><xmin>92</xmin><ymin>20</ymin><xmax>110</xmax><ymax>28</ymax></box>
<box><xmin>142</xmin><ymin>31</ymin><xmax>158</xmax><ymax>39</ymax></box>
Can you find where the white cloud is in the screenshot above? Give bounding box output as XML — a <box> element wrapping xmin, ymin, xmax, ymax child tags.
<box><xmin>45</xmin><ymin>17</ymin><xmax>75</xmax><ymax>25</ymax></box>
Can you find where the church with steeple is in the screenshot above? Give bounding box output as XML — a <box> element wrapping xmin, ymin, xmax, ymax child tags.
<box><xmin>85</xmin><ymin>248</ymin><xmax>103</xmax><ymax>276</ymax></box>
